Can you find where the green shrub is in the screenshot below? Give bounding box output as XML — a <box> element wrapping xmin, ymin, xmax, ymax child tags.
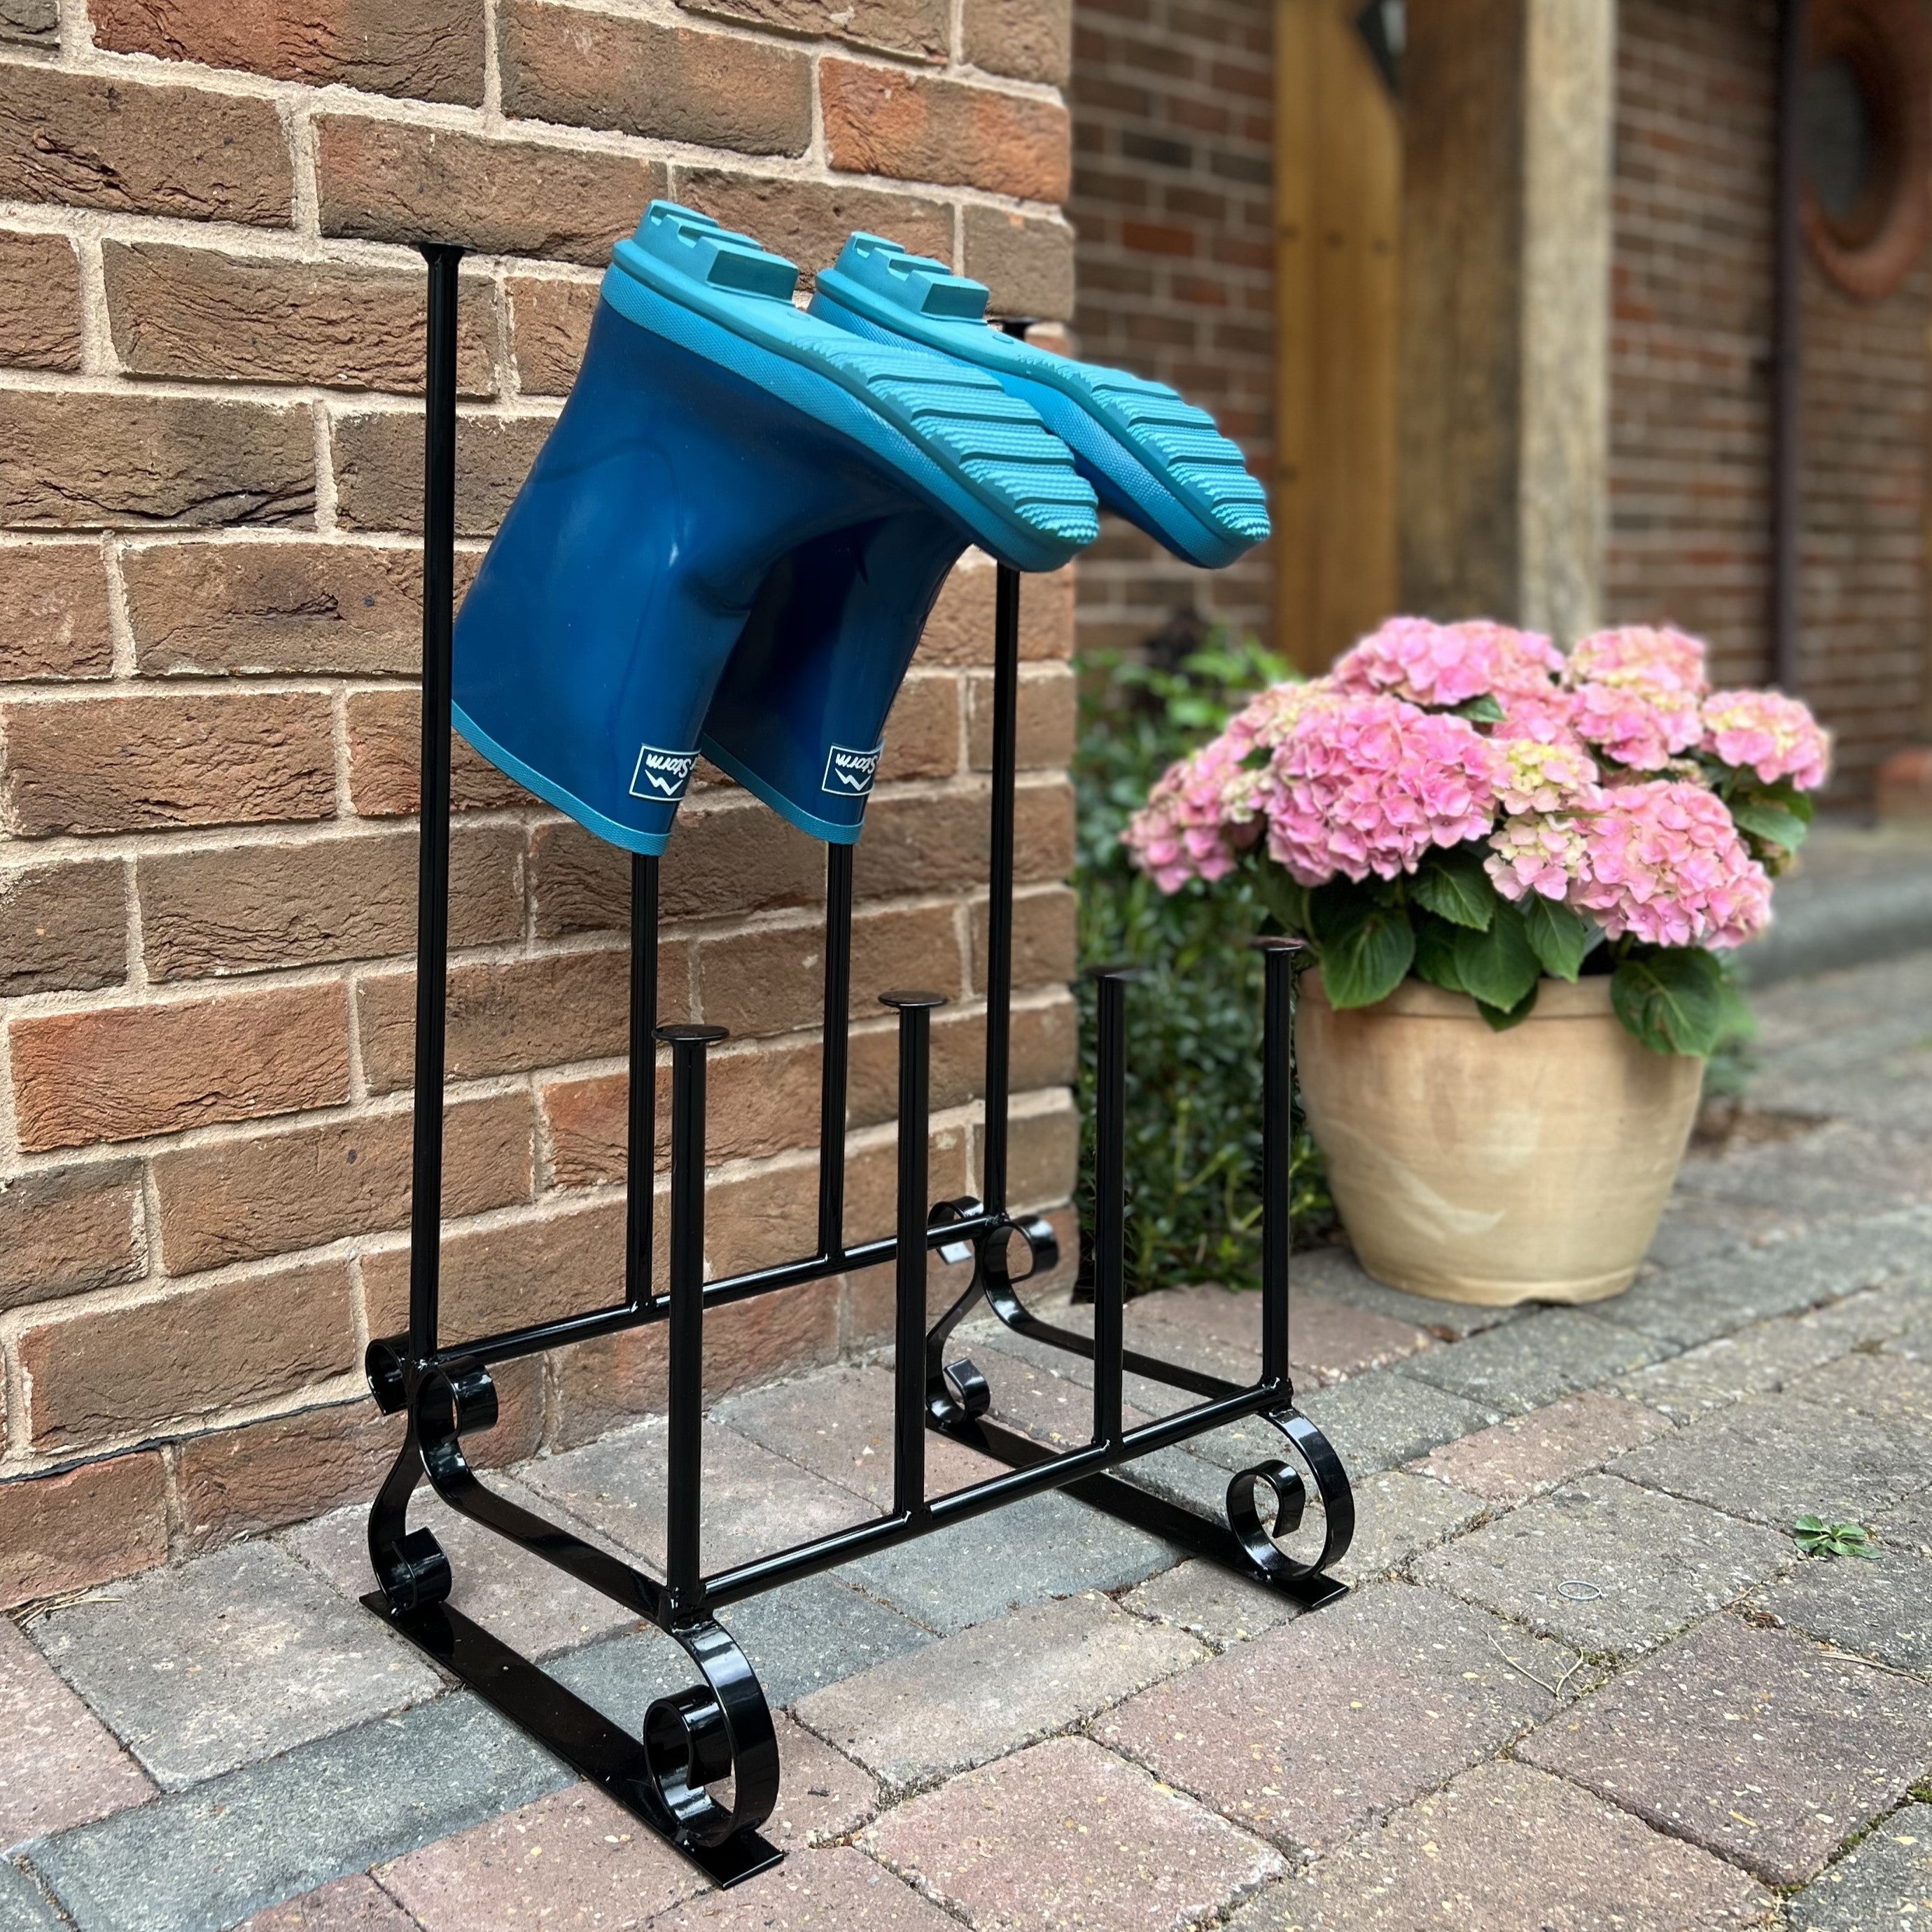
<box><xmin>1072</xmin><ymin>631</ymin><xmax>1334</xmax><ymax>1294</ymax></box>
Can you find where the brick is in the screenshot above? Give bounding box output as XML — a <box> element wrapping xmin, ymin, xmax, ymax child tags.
<box><xmin>917</xmin><ymin>555</ymin><xmax>1075</xmax><ymax>665</ymax></box>
<box><xmin>90</xmin><ymin>0</ymin><xmax>484</xmax><ymax>103</ymax></box>
<box><xmin>796</xmin><ymin>1592</ymin><xmax>1203</xmax><ymax>1789</ymax></box>
<box><xmin>316</xmin><ymin>113</ymin><xmax>664</xmax><ymax>266</ymax></box>
<box><xmin>1419</xmin><ymin>1474</ymin><xmax>1789</xmax><ymax>1658</ymax></box>
<box><xmin>0</xmin><ymin>391</ymin><xmax>314</xmax><ymax>529</ymax></box>
<box><xmin>0</xmin><ymin>857</ymin><xmax>125</xmax><ymax>995</ymax></box>
<box><xmin>1244</xmin><ymin>1759</ymin><xmax>1771</xmax><ymax>1932</ymax></box>
<box><xmin>0</xmin><ymin>66</ymin><xmax>291</xmax><ymax>225</ymax></box>
<box><xmin>1754</xmin><ymin>1525</ymin><xmax>1932</xmax><ymax>1676</ymax></box>
<box><xmin>685</xmin><ymin>0</ymin><xmax>945</xmax><ymax>58</ymax></box>
<box><xmin>139</xmin><ymin>824</ymin><xmax>523</xmax><ymax>980</ymax></box>
<box><xmin>153</xmin><ymin>1091</ymin><xmax>533</xmax><ymax>1271</ymax></box>
<box><xmin>504</xmin><ymin>274</ymin><xmax>599</xmax><ymax>396</ymax></box>
<box><xmin>1</xmin><ymin>689</ymin><xmax>333</xmax><ymax>836</ymax></box>
<box><xmin>332</xmin><ymin>410</ymin><xmax>551</xmax><ymax>537</ymax></box>
<box><xmin>0</xmin><ymin>1161</ymin><xmax>144</xmax><ymax>1315</ymax></box>
<box><xmin>871</xmin><ymin>1735</ymin><xmax>1282</xmax><ymax>1930</ymax></box>
<box><xmin>0</xmin><ymin>545</ymin><xmax>113</xmax><ymax>681</ymax></box>
<box><xmin>125</xmin><ymin>540</ymin><xmax>478</xmax><ymax>678</ymax></box>
<box><xmin>1408</xmin><ymin>1390</ymin><xmax>1675</xmax><ymax>1502</ymax></box>
<box><xmin>669</xmin><ymin>170</ymin><xmax>953</xmax><ymax>282</ymax></box>
<box><xmin>821</xmin><ymin>61</ymin><xmax>1071</xmax><ymax>202</ymax></box>
<box><xmin>1096</xmin><ymin>1582</ymin><xmax>1581</xmax><ymax>1856</ymax></box>
<box><xmin>344</xmin><ymin>685</ymin><xmax>537</xmax><ymax>815</ymax></box>
<box><xmin>103</xmin><ymin>244</ymin><xmax>496</xmax><ymax>394</ymax></box>
<box><xmin>877</xmin><ymin>671</ymin><xmax>960</xmax><ymax>781</ymax></box>
<box><xmin>696</xmin><ymin>903</ymin><xmax>964</xmax><ymax>1039</ymax></box>
<box><xmin>1400</xmin><ymin>1306</ymin><xmax>1666</xmax><ymax>1415</ymax></box>
<box><xmin>19</xmin><ymin>1259</ymin><xmax>354</xmax><ymax>1449</ymax></box>
<box><xmin>962</xmin><ymin>0</ymin><xmax>1070</xmax><ymax>81</ymax></box>
<box><xmin>0</xmin><ymin>0</ymin><xmax>55</xmax><ymax>46</ymax></box>
<box><xmin>499</xmin><ymin>0</ymin><xmax>812</xmax><ymax>155</ymax></box>
<box><xmin>855</xmin><ymin>776</ymin><xmax>1073</xmax><ymax>898</ymax></box>
<box><xmin>1287</xmin><ymin>1368</ymin><xmax>1501</xmax><ymax>1478</ymax></box>
<box><xmin>1119</xmin><ymin>1558</ymin><xmax>1300</xmax><ymax>1649</ymax></box>
<box><xmin>0</xmin><ymin>1616</ymin><xmax>153</xmax><ymax>1854</ymax></box>
<box><xmin>358</xmin><ymin>946</ymin><xmax>665</xmax><ymax>1092</ymax></box>
<box><xmin>1786</xmin><ymin>1800</ymin><xmax>1932</xmax><ymax>1932</ymax></box>
<box><xmin>1520</xmin><ymin>1616</ymin><xmax>1932</xmax><ymax>1885</ymax></box>
<box><xmin>648</xmin><ymin>1847</ymin><xmax>954</xmax><ymax>1932</ymax></box>
<box><xmin>1320</xmin><ymin>1468</ymin><xmax>1487</xmax><ymax>1587</ymax></box>
<box><xmin>848</xmin><ymin>992</ymin><xmax>1076</xmax><ymax>1129</ymax></box>
<box><xmin>967</xmin><ymin>663</ymin><xmax>1074</xmax><ymax>769</ymax></box>
<box><xmin>970</xmin><ymin>881</ymin><xmax>1076</xmax><ymax>991</ymax></box>
<box><xmin>1000</xmin><ymin>1090</ymin><xmax>1078</xmax><ymax>1208</ymax></box>
<box><xmin>0</xmin><ymin>230</ymin><xmax>80</xmax><ymax>370</ymax></box>
<box><xmin>237</xmin><ymin>1877</ymin><xmax>419</xmax><ymax>1931</ymax></box>
<box><xmin>0</xmin><ymin>1453</ymin><xmax>167</xmax><ymax>1610</ymax></box>
<box><xmin>9</xmin><ymin>980</ymin><xmax>349</xmax><ymax>1151</ymax></box>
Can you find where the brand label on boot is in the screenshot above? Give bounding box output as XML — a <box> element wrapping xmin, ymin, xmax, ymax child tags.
<box><xmin>821</xmin><ymin>742</ymin><xmax>883</xmax><ymax>798</ymax></box>
<box><xmin>629</xmin><ymin>744</ymin><xmax>698</xmax><ymax>802</ymax></box>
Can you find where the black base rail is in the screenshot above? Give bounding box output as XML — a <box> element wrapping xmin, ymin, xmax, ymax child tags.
<box><xmin>361</xmin><ymin>244</ymin><xmax>1356</xmax><ymax>1888</ymax></box>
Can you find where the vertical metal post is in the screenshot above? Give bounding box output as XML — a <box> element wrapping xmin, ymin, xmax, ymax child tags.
<box><xmin>881</xmin><ymin>991</ymin><xmax>945</xmax><ymax>1518</ymax></box>
<box><xmin>1088</xmin><ymin>967</ymin><xmax>1130</xmax><ymax>1448</ymax></box>
<box><xmin>981</xmin><ymin>564</ymin><xmax>1021</xmax><ymax>1215</ymax></box>
<box><xmin>626</xmin><ymin>853</ymin><xmax>660</xmax><ymax>1306</ymax></box>
<box><xmin>1771</xmin><ymin>0</ymin><xmax>1805</xmax><ymax>693</ymax></box>
<box><xmin>661</xmin><ymin>1021</ymin><xmax>727</xmax><ymax>1616</ymax></box>
<box><xmin>1257</xmin><ymin>939</ymin><xmax>1300</xmax><ymax>1390</ymax></box>
<box><xmin>817</xmin><ymin>844</ymin><xmax>855</xmax><ymax>1261</ymax></box>
<box><xmin>407</xmin><ymin>242</ymin><xmax>464</xmax><ymax>1365</ymax></box>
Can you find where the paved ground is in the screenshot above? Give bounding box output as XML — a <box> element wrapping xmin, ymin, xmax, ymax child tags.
<box><xmin>6</xmin><ymin>952</ymin><xmax>1932</xmax><ymax>1931</ymax></box>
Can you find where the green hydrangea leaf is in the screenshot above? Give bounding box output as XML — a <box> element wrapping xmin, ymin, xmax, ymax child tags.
<box><xmin>1611</xmin><ymin>948</ymin><xmax>1725</xmax><ymax>1057</ymax></box>
<box><xmin>1520</xmin><ymin>895</ymin><xmax>1593</xmax><ymax>982</ymax></box>
<box><xmin>1319</xmin><ymin>898</ymin><xmax>1415</xmax><ymax>1009</ymax></box>
<box><xmin>1411</xmin><ymin>848</ymin><xmax>1496</xmax><ymax>931</ymax></box>
<box><xmin>1451</xmin><ymin>897</ymin><xmax>1540</xmax><ymax>1011</ymax></box>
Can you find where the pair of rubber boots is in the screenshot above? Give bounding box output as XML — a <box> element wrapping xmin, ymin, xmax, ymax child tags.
<box><xmin>453</xmin><ymin>200</ymin><xmax>1270</xmax><ymax>854</ymax></box>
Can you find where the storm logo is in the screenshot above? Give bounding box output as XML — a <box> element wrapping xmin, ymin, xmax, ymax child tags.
<box><xmin>629</xmin><ymin>744</ymin><xmax>697</xmax><ymax>801</ymax></box>
<box><xmin>821</xmin><ymin>743</ymin><xmax>883</xmax><ymax>797</ymax></box>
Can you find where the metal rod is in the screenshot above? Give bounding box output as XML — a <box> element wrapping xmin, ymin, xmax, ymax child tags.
<box><xmin>1771</xmin><ymin>0</ymin><xmax>1805</xmax><ymax>693</ymax></box>
<box><xmin>882</xmin><ymin>990</ymin><xmax>946</xmax><ymax>1517</ymax></box>
<box><xmin>626</xmin><ymin>853</ymin><xmax>659</xmax><ymax>1307</ymax></box>
<box><xmin>661</xmin><ymin>1021</ymin><xmax>727</xmax><ymax>1616</ymax></box>
<box><xmin>981</xmin><ymin>561</ymin><xmax>1021</xmax><ymax>1214</ymax></box>
<box><xmin>407</xmin><ymin>241</ymin><xmax>464</xmax><ymax>1365</ymax></box>
<box><xmin>1258</xmin><ymin>940</ymin><xmax>1297</xmax><ymax>1387</ymax></box>
<box><xmin>816</xmin><ymin>843</ymin><xmax>855</xmax><ymax>1259</ymax></box>
<box><xmin>1089</xmin><ymin>967</ymin><xmax>1129</xmax><ymax>1448</ymax></box>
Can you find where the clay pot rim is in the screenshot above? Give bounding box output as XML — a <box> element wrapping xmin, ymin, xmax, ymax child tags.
<box><xmin>1302</xmin><ymin>969</ymin><xmax>1614</xmax><ymax>1022</ymax></box>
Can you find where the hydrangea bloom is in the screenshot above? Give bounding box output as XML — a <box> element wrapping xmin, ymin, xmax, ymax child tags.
<box><xmin>1568</xmin><ymin>625</ymin><xmax>1709</xmax><ymax>694</ymax></box>
<box><xmin>1487</xmin><ymin>813</ymin><xmax>1591</xmax><ymax>903</ymax></box>
<box><xmin>1121</xmin><ymin>735</ymin><xmax>1257</xmax><ymax>892</ymax></box>
<box><xmin>1494</xmin><ymin>727</ymin><xmax>1600</xmax><ymax>816</ymax></box>
<box><xmin>1573</xmin><ymin>780</ymin><xmax>1771</xmax><ymax>950</ymax></box>
<box><xmin>1332</xmin><ymin>617</ymin><xmax>1562</xmax><ymax>710</ymax></box>
<box><xmin>1567</xmin><ymin>674</ymin><xmax>1704</xmax><ymax>771</ymax></box>
<box><xmin>1701</xmin><ymin>690</ymin><xmax>1830</xmax><ymax>791</ymax></box>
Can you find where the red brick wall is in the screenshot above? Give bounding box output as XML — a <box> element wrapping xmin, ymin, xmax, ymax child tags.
<box><xmin>0</xmin><ymin>0</ymin><xmax>1079</xmax><ymax>1605</ymax></box>
<box><xmin>1067</xmin><ymin>0</ymin><xmax>1275</xmax><ymax>656</ymax></box>
<box><xmin>1606</xmin><ymin>0</ymin><xmax>1930</xmax><ymax>802</ymax></box>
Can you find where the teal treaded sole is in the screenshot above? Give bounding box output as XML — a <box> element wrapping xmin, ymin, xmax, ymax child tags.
<box><xmin>812</xmin><ymin>232</ymin><xmax>1269</xmax><ymax>569</ymax></box>
<box><xmin>603</xmin><ymin>212</ymin><xmax>1097</xmax><ymax>570</ymax></box>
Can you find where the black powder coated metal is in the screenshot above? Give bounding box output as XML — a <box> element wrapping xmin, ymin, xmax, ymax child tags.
<box><xmin>362</xmin><ymin>254</ymin><xmax>1356</xmax><ymax>1886</ymax></box>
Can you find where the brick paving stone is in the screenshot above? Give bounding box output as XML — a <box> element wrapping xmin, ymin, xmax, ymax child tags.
<box><xmin>521</xmin><ymin>1420</ymin><xmax>872</xmax><ymax>1577</ymax></box>
<box><xmin>1878</xmin><ymin>1485</ymin><xmax>1932</xmax><ymax>1553</ymax></box>
<box><xmin>1284</xmin><ymin>1371</ymin><xmax>1503</xmax><ymax>1478</ymax></box>
<box><xmin>234</xmin><ymin>1877</ymin><xmax>418</xmax><ymax>1929</ymax></box>
<box><xmin>1518</xmin><ymin>1614</ymin><xmax>1932</xmax><ymax>1884</ymax></box>
<box><xmin>1415</xmin><ymin>1474</ymin><xmax>1790</xmax><ymax>1658</ymax></box>
<box><xmin>836</xmin><ymin>1489</ymin><xmax>1176</xmax><ymax>1634</ymax></box>
<box><xmin>867</xmin><ymin>1735</ymin><xmax>1285</xmax><ymax>1932</ymax></box>
<box><xmin>965</xmin><ymin>1322</ymin><xmax>1197</xmax><ymax>1427</ymax></box>
<box><xmin>1406</xmin><ymin>1391</ymin><xmax>1674</xmax><ymax>1502</ymax></box>
<box><xmin>794</xmin><ymin>1591</ymin><xmax>1204</xmax><ymax>1792</ymax></box>
<box><xmin>1287</xmin><ymin>1247</ymin><xmax>1521</xmax><ymax>1338</ymax></box>
<box><xmin>1228</xmin><ymin>1758</ymin><xmax>1771</xmax><ymax>1931</ymax></box>
<box><xmin>1786</xmin><ymin>1801</ymin><xmax>1932</xmax><ymax>1931</ymax></box>
<box><xmin>0</xmin><ymin>1865</ymin><xmax>66</xmax><ymax>1932</ymax></box>
<box><xmin>30</xmin><ymin>1541</ymin><xmax>442</xmax><ymax>1789</ymax></box>
<box><xmin>1754</xmin><ymin>1544</ymin><xmax>1932</xmax><ymax>1674</ymax></box>
<box><xmin>1609</xmin><ymin>1391</ymin><xmax>1928</xmax><ymax>1530</ymax></box>
<box><xmin>1119</xmin><ymin>1560</ymin><xmax>1299</xmax><ymax>1649</ymax></box>
<box><xmin>1119</xmin><ymin>1283</ymin><xmax>1432</xmax><ymax>1387</ymax></box>
<box><xmin>1602</xmin><ymin>1210</ymin><xmax>1932</xmax><ymax>1350</ymax></box>
<box><xmin>0</xmin><ymin>1616</ymin><xmax>153</xmax><ymax>1851</ymax></box>
<box><xmin>1397</xmin><ymin>1308</ymin><xmax>1664</xmax><ymax>1415</ymax></box>
<box><xmin>551</xmin><ymin>1573</ymin><xmax>930</xmax><ymax>1716</ymax></box>
<box><xmin>1093</xmin><ymin>1581</ymin><xmax>1581</xmax><ymax>1856</ymax></box>
<box><xmin>715</xmin><ymin>1365</ymin><xmax>1005</xmax><ymax>1507</ymax></box>
<box><xmin>1676</xmin><ymin>1121</ymin><xmax>1932</xmax><ymax>1224</ymax></box>
<box><xmin>285</xmin><ymin>1488</ymin><xmax>635</xmax><ymax>1660</ymax></box>
<box><xmin>1620</xmin><ymin>1310</ymin><xmax>1875</xmax><ymax>1422</ymax></box>
<box><xmin>1108</xmin><ymin>1443</ymin><xmax>1236</xmax><ymax>1518</ymax></box>
<box><xmin>29</xmin><ymin>1693</ymin><xmax>568</xmax><ymax>1932</ymax></box>
<box><xmin>646</xmin><ymin>1845</ymin><xmax>956</xmax><ymax>1930</ymax></box>
<box><xmin>1327</xmin><ymin>1470</ymin><xmax>1488</xmax><ymax>1586</ymax></box>
<box><xmin>1644</xmin><ymin>1194</ymin><xmax>1801</xmax><ymax>1270</ymax></box>
<box><xmin>1787</xmin><ymin>1350</ymin><xmax>1932</xmax><ymax>1426</ymax></box>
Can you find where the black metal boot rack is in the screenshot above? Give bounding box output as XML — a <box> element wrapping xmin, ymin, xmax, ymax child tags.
<box><xmin>360</xmin><ymin>244</ymin><xmax>1357</xmax><ymax>1886</ymax></box>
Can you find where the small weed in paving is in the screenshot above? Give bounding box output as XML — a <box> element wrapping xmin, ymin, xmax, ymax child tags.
<box><xmin>1793</xmin><ymin>1514</ymin><xmax>1878</xmax><ymax>1559</ymax></box>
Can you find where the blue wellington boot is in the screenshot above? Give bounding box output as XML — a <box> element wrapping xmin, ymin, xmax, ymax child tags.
<box><xmin>451</xmin><ymin>203</ymin><xmax>1097</xmax><ymax>855</ymax></box>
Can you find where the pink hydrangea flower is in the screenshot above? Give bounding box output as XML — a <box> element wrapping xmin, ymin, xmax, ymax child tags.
<box><xmin>1573</xmin><ymin>780</ymin><xmax>1772</xmax><ymax>950</ymax></box>
<box><xmin>1331</xmin><ymin>617</ymin><xmax>1562</xmax><ymax>710</ymax></box>
<box><xmin>1567</xmin><ymin>625</ymin><xmax>1709</xmax><ymax>695</ymax></box>
<box><xmin>1495</xmin><ymin>727</ymin><xmax>1600</xmax><ymax>816</ymax></box>
<box><xmin>1121</xmin><ymin>734</ymin><xmax>1258</xmax><ymax>892</ymax></box>
<box><xmin>1487</xmin><ymin>813</ymin><xmax>1591</xmax><ymax>903</ymax></box>
<box><xmin>1701</xmin><ymin>690</ymin><xmax>1830</xmax><ymax>791</ymax></box>
<box><xmin>1567</xmin><ymin>676</ymin><xmax>1704</xmax><ymax>771</ymax></box>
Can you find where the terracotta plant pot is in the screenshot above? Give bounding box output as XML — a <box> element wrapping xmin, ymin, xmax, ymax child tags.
<box><xmin>1294</xmin><ymin>971</ymin><xmax>1704</xmax><ymax>1306</ymax></box>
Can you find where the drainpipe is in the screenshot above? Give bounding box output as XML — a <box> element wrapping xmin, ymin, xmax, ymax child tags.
<box><xmin>1771</xmin><ymin>0</ymin><xmax>1805</xmax><ymax>693</ymax></box>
